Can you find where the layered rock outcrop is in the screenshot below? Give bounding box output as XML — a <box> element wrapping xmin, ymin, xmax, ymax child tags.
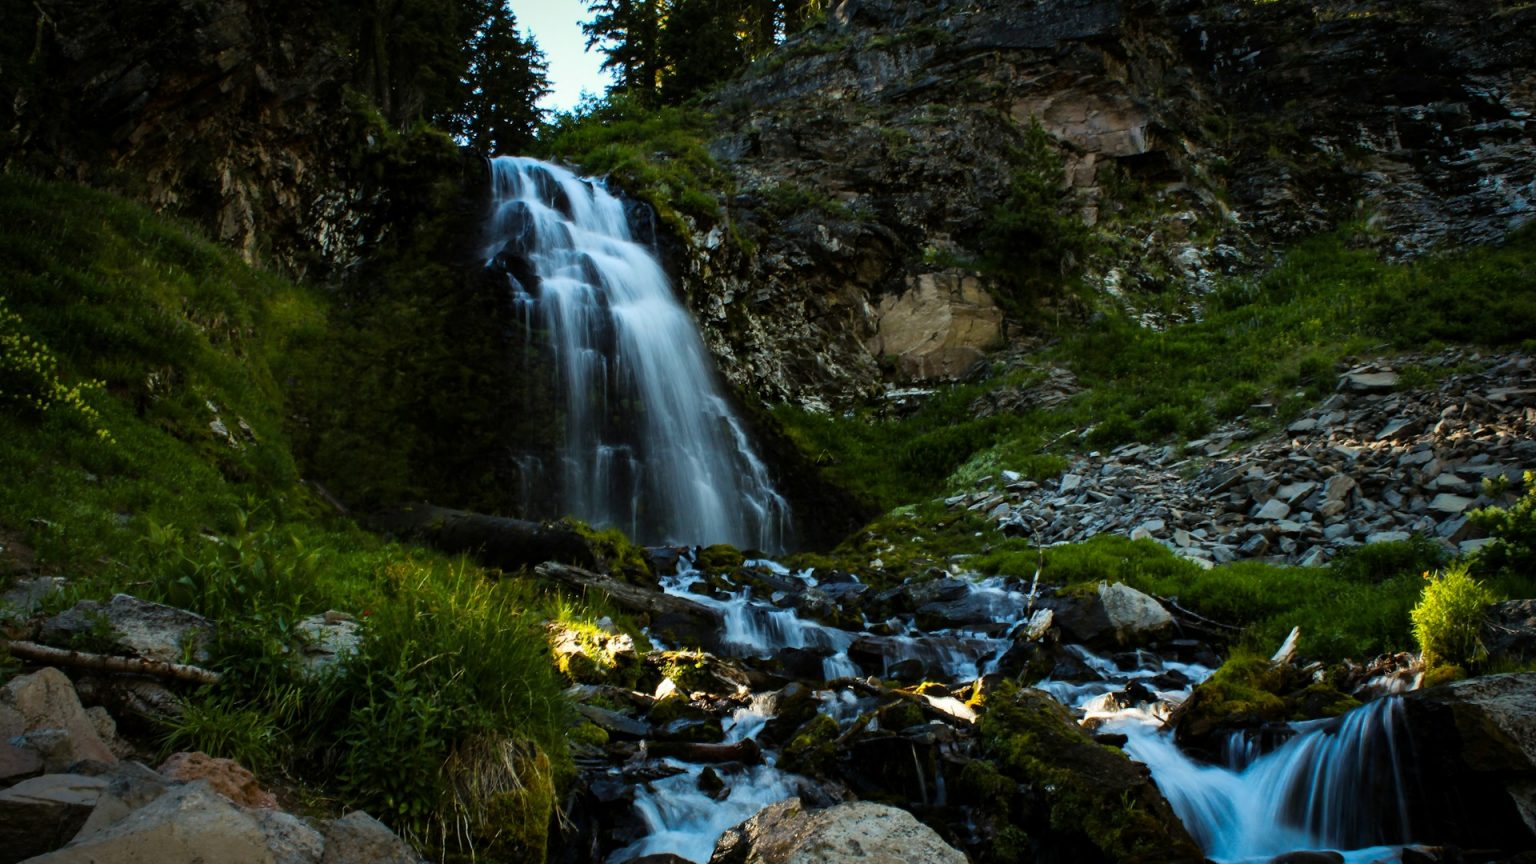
<box><xmin>671</xmin><ymin>0</ymin><xmax>1536</xmax><ymax>407</ymax></box>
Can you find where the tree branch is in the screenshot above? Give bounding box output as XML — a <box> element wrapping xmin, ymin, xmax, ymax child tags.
<box><xmin>5</xmin><ymin>640</ymin><xmax>221</xmax><ymax>685</ymax></box>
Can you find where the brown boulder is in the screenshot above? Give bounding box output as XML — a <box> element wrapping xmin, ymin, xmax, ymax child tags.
<box><xmin>158</xmin><ymin>752</ymin><xmax>277</xmax><ymax>809</ymax></box>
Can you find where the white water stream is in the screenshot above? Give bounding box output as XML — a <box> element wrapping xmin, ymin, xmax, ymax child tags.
<box><xmin>483</xmin><ymin>157</ymin><xmax>789</xmax><ymax>549</ymax></box>
<box><xmin>621</xmin><ymin>555</ymin><xmax>1422</xmax><ymax>863</ymax></box>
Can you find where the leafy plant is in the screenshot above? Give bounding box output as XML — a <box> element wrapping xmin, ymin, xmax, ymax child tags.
<box><xmin>1412</xmin><ymin>564</ymin><xmax>1497</xmax><ymax>671</ymax></box>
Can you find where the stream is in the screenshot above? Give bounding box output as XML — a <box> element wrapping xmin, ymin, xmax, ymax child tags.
<box><xmin>600</xmin><ymin>553</ymin><xmax>1420</xmax><ymax>864</ymax></box>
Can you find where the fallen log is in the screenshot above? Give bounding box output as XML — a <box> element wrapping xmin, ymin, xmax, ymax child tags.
<box><xmin>646</xmin><ymin>737</ymin><xmax>762</xmax><ymax>765</ymax></box>
<box><xmin>370</xmin><ymin>503</ymin><xmax>600</xmax><ymax>572</ymax></box>
<box><xmin>534</xmin><ymin>562</ymin><xmax>721</xmax><ymax>623</ymax></box>
<box><xmin>5</xmin><ymin>639</ymin><xmax>220</xmax><ymax>685</ymax></box>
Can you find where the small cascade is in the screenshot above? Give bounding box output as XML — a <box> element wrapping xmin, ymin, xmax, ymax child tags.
<box><xmin>482</xmin><ymin>156</ymin><xmax>789</xmax><ymax>550</ymax></box>
<box><xmin>1114</xmin><ymin>698</ymin><xmax>1415</xmax><ymax>863</ymax></box>
<box><xmin>606</xmin><ymin>702</ymin><xmax>799</xmax><ymax>863</ymax></box>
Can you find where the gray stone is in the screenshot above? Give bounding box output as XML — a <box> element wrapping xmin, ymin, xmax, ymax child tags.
<box><xmin>1255</xmin><ymin>499</ymin><xmax>1291</xmax><ymax>521</ymax></box>
<box><xmin>24</xmin><ymin>781</ymin><xmax>274</xmax><ymax>864</ymax></box>
<box><xmin>41</xmin><ymin>595</ymin><xmax>212</xmax><ymax>665</ymax></box>
<box><xmin>1058</xmin><ymin>473</ymin><xmax>1083</xmax><ymax>494</ymax></box>
<box><xmin>0</xmin><ymin>774</ymin><xmax>108</xmax><ymax>860</ymax></box>
<box><xmin>1276</xmin><ymin>481</ymin><xmax>1319</xmax><ymax>506</ymax></box>
<box><xmin>320</xmin><ymin>811</ymin><xmax>420</xmax><ymax>864</ymax></box>
<box><xmin>0</xmin><ymin>577</ymin><xmax>66</xmax><ymax>623</ymax></box>
<box><xmin>1341</xmin><ymin>371</ymin><xmax>1399</xmax><ymax>393</ymax></box>
<box><xmin>0</xmin><ymin>742</ymin><xmax>44</xmax><ymax>786</ymax></box>
<box><xmin>295</xmin><ymin>613</ymin><xmax>362</xmax><ymax>678</ymax></box>
<box><xmin>1429</xmin><ymin>493</ymin><xmax>1475</xmax><ymax>514</ymax></box>
<box><xmin>256</xmin><ymin>810</ymin><xmax>325</xmax><ymax>864</ymax></box>
<box><xmin>1366</xmin><ymin>531</ymin><xmax>1413</xmax><ymax>545</ymax></box>
<box><xmin>709</xmin><ymin>798</ymin><xmax>967</xmax><ymax>864</ymax></box>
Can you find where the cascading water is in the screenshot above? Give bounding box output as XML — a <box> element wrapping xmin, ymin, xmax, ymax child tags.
<box><xmin>1110</xmin><ymin>699</ymin><xmax>1416</xmax><ymax>863</ymax></box>
<box><xmin>482</xmin><ymin>156</ymin><xmax>789</xmax><ymax>550</ymax></box>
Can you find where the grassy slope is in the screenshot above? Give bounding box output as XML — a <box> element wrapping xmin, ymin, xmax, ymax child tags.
<box><xmin>0</xmin><ymin>173</ymin><xmax>576</xmax><ymax>856</ymax></box>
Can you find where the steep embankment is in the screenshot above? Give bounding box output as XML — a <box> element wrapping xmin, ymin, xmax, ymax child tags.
<box><xmin>0</xmin><ymin>174</ymin><xmax>591</xmax><ymax>860</ymax></box>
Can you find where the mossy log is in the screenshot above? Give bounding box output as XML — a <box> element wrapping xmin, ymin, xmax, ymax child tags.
<box><xmin>370</xmin><ymin>503</ymin><xmax>601</xmax><ymax>571</ymax></box>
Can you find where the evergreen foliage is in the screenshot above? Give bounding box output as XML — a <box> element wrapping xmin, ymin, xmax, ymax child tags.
<box><xmin>583</xmin><ymin>0</ymin><xmax>826</xmax><ymax>104</ymax></box>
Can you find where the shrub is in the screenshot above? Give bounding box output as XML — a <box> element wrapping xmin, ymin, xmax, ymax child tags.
<box><xmin>1411</xmin><ymin>564</ymin><xmax>1497</xmax><ymax>670</ymax></box>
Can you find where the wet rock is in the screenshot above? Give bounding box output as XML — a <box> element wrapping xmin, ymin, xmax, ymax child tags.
<box><xmin>760</xmin><ymin>684</ymin><xmax>820</xmax><ymax>746</ymax></box>
<box><xmin>647</xmin><ymin>738</ymin><xmax>762</xmax><ymax>766</ymax></box>
<box><xmin>708</xmin><ymin>797</ymin><xmax>966</xmax><ymax>864</ymax></box>
<box><xmin>41</xmin><ymin>594</ymin><xmax>212</xmax><ymax>665</ymax></box>
<box><xmin>574</xmin><ymin>704</ymin><xmax>651</xmax><ymax>740</ymax></box>
<box><xmin>1268</xmin><ymin>852</ymin><xmax>1345</xmax><ymax>864</ymax></box>
<box><xmin>158</xmin><ymin>752</ymin><xmax>277</xmax><ymax>809</ymax></box>
<box><xmin>643</xmin><ymin>651</ymin><xmax>751</xmax><ymax>699</ymax></box>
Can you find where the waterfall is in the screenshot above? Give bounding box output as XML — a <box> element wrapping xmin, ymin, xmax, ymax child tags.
<box><xmin>1113</xmin><ymin>697</ymin><xmax>1417</xmax><ymax>862</ymax></box>
<box><xmin>482</xmin><ymin>157</ymin><xmax>789</xmax><ymax>550</ymax></box>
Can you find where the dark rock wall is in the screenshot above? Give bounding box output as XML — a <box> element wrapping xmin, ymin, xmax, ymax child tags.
<box><xmin>3</xmin><ymin>0</ymin><xmax>366</xmax><ymax>279</ymax></box>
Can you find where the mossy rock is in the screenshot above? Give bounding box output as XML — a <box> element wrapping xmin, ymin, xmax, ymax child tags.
<box><xmin>976</xmin><ymin>682</ymin><xmax>1203</xmax><ymax>864</ymax></box>
<box><xmin>644</xmin><ymin>650</ymin><xmax>750</xmax><ymax>698</ymax></box>
<box><xmin>876</xmin><ymin>700</ymin><xmax>926</xmax><ymax>731</ymax></box>
<box><xmin>1176</xmin><ymin>653</ymin><xmax>1362</xmax><ymax>750</ymax></box>
<box><xmin>563</xmin><ymin>519</ymin><xmax>656</xmax><ymax>584</ymax></box>
<box><xmin>695</xmin><ymin>543</ymin><xmax>746</xmax><ymax>572</ymax></box>
<box><xmin>779</xmin><ymin>713</ymin><xmax>840</xmax><ymax>778</ymax></box>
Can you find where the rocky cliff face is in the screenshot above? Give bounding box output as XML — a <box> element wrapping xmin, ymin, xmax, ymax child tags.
<box><xmin>3</xmin><ymin>0</ymin><xmax>367</xmax><ymax>279</ymax></box>
<box><xmin>675</xmin><ymin>0</ymin><xmax>1536</xmax><ymax>409</ymax></box>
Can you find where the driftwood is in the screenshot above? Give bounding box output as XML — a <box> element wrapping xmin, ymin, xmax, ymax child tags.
<box><xmin>5</xmin><ymin>639</ymin><xmax>221</xmax><ymax>685</ymax></box>
<box><xmin>534</xmin><ymin>562</ymin><xmax>722</xmax><ymax>625</ymax></box>
<box><xmin>370</xmin><ymin>503</ymin><xmax>600</xmax><ymax>572</ymax></box>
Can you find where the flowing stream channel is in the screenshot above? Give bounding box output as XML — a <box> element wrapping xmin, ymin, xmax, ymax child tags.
<box><xmin>611</xmin><ymin>555</ymin><xmax>1422</xmax><ymax>863</ymax></box>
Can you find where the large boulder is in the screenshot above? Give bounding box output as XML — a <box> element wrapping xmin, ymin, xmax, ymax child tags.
<box><xmin>1403</xmin><ymin>672</ymin><xmax>1536</xmax><ymax>852</ymax></box>
<box><xmin>0</xmin><ymin>668</ymin><xmax>116</xmax><ymax>771</ymax></box>
<box><xmin>1055</xmin><ymin>582</ymin><xmax>1173</xmax><ymax>649</ymax></box>
<box><xmin>708</xmin><ymin>798</ymin><xmax>967</xmax><ymax>864</ymax></box>
<box><xmin>20</xmin><ymin>781</ymin><xmax>280</xmax><ymax>864</ymax></box>
<box><xmin>41</xmin><ymin>595</ymin><xmax>213</xmax><ymax>665</ymax></box>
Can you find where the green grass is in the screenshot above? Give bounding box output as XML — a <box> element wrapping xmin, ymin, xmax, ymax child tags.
<box><xmin>537</xmin><ymin>94</ymin><xmax>732</xmax><ymax>235</ymax></box>
<box><xmin>966</xmin><ymin>532</ymin><xmax>1536</xmax><ymax>663</ymax></box>
<box><xmin>0</xmin><ymin>172</ymin><xmax>580</xmax><ymax>858</ymax></box>
<box><xmin>775</xmin><ymin>225</ymin><xmax>1536</xmax><ymax>512</ymax></box>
